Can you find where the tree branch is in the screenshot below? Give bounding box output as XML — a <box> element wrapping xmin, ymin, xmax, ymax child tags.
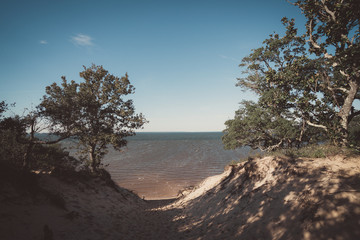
<box><xmin>286</xmin><ymin>0</ymin><xmax>295</xmax><ymax>6</ymax></box>
<box><xmin>266</xmin><ymin>139</ymin><xmax>284</xmax><ymax>152</ymax></box>
<box><xmin>306</xmin><ymin>120</ymin><xmax>328</xmax><ymax>131</ymax></box>
<box><xmin>341</xmin><ymin>34</ymin><xmax>352</xmax><ymax>46</ymax></box>
<box><xmin>307</xmin><ymin>19</ymin><xmax>334</xmax><ymax>60</ymax></box>
<box><xmin>320</xmin><ymin>72</ymin><xmax>341</xmax><ymax>109</ymax></box>
<box><xmin>307</xmin><ymin>20</ymin><xmax>322</xmax><ymax>50</ymax></box>
<box><xmin>337</xmin><ymin>87</ymin><xmax>350</xmax><ymax>93</ymax></box>
<box><xmin>16</xmin><ymin>134</ymin><xmax>71</xmax><ymax>145</ymax></box>
<box><xmin>33</xmin><ymin>135</ymin><xmax>71</xmax><ymax>145</ymax></box>
<box><xmin>321</xmin><ymin>0</ymin><xmax>336</xmax><ymax>21</ymax></box>
<box><xmin>340</xmin><ymin>70</ymin><xmax>350</xmax><ymax>78</ymax></box>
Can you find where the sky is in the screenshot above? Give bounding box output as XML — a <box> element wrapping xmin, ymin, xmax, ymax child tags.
<box><xmin>0</xmin><ymin>0</ymin><xmax>307</xmax><ymax>132</ymax></box>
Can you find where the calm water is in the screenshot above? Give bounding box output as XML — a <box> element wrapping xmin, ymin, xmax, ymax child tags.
<box><xmin>65</xmin><ymin>132</ymin><xmax>252</xmax><ymax>199</ymax></box>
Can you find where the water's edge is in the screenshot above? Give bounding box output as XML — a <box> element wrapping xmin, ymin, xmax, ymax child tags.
<box><xmin>61</xmin><ymin>132</ymin><xmax>252</xmax><ymax>199</ymax></box>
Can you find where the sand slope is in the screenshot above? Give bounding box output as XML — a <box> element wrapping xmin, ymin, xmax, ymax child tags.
<box><xmin>1</xmin><ymin>155</ymin><xmax>360</xmax><ymax>239</ymax></box>
<box><xmin>167</xmin><ymin>155</ymin><xmax>360</xmax><ymax>239</ymax></box>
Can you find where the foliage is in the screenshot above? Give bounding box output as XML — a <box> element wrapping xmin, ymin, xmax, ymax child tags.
<box><xmin>0</xmin><ymin>101</ymin><xmax>7</xmax><ymax>117</ymax></box>
<box><xmin>0</xmin><ymin>101</ymin><xmax>16</xmax><ymax>119</ymax></box>
<box><xmin>293</xmin><ymin>0</ymin><xmax>360</xmax><ymax>142</ymax></box>
<box><xmin>31</xmin><ymin>144</ymin><xmax>79</xmax><ymax>171</ymax></box>
<box><xmin>0</xmin><ymin>128</ymin><xmax>26</xmax><ymax>167</ymax></box>
<box><xmin>0</xmin><ymin>103</ymin><xmax>25</xmax><ymax>166</ymax></box>
<box><xmin>0</xmin><ymin>134</ymin><xmax>77</xmax><ymax>171</ymax></box>
<box><xmin>39</xmin><ymin>64</ymin><xmax>147</xmax><ymax>172</ymax></box>
<box><xmin>223</xmin><ymin>101</ymin><xmax>304</xmax><ymax>151</ymax></box>
<box><xmin>0</xmin><ymin>101</ymin><xmax>75</xmax><ymax>171</ymax></box>
<box><xmin>269</xmin><ymin>143</ymin><xmax>359</xmax><ymax>159</ymax></box>
<box><xmin>224</xmin><ymin>0</ymin><xmax>359</xmax><ymax>151</ymax></box>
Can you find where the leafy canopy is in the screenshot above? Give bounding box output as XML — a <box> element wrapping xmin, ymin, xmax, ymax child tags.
<box><xmin>223</xmin><ymin>0</ymin><xmax>359</xmax><ymax>151</ymax></box>
<box><xmin>40</xmin><ymin>64</ymin><xmax>147</xmax><ymax>171</ymax></box>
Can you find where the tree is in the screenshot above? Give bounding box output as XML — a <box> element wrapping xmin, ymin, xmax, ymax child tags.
<box><xmin>223</xmin><ymin>0</ymin><xmax>359</xmax><ymax>150</ymax></box>
<box><xmin>18</xmin><ymin>110</ymin><xmax>71</xmax><ymax>169</ymax></box>
<box><xmin>293</xmin><ymin>0</ymin><xmax>360</xmax><ymax>143</ymax></box>
<box><xmin>0</xmin><ymin>102</ymin><xmax>26</xmax><ymax>166</ymax></box>
<box><xmin>40</xmin><ymin>64</ymin><xmax>147</xmax><ymax>172</ymax></box>
<box><xmin>0</xmin><ymin>101</ymin><xmax>8</xmax><ymax>117</ymax></box>
<box><xmin>0</xmin><ymin>105</ymin><xmax>70</xmax><ymax>169</ymax></box>
<box><xmin>223</xmin><ymin>101</ymin><xmax>303</xmax><ymax>151</ymax></box>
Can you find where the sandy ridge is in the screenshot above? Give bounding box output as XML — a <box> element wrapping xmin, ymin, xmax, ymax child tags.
<box><xmin>1</xmin><ymin>155</ymin><xmax>360</xmax><ymax>239</ymax></box>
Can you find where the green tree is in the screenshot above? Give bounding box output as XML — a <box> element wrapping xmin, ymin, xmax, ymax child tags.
<box><xmin>0</xmin><ymin>106</ymin><xmax>69</xmax><ymax>169</ymax></box>
<box><xmin>223</xmin><ymin>101</ymin><xmax>302</xmax><ymax>151</ymax></box>
<box><xmin>223</xmin><ymin>0</ymin><xmax>359</xmax><ymax>150</ymax></box>
<box><xmin>294</xmin><ymin>0</ymin><xmax>360</xmax><ymax>143</ymax></box>
<box><xmin>40</xmin><ymin>64</ymin><xmax>147</xmax><ymax>172</ymax></box>
<box><xmin>0</xmin><ymin>102</ymin><xmax>21</xmax><ymax>165</ymax></box>
<box><xmin>1</xmin><ymin>101</ymin><xmax>76</xmax><ymax>171</ymax></box>
<box><xmin>18</xmin><ymin>110</ymin><xmax>71</xmax><ymax>169</ymax></box>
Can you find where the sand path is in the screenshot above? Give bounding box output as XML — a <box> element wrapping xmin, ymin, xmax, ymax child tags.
<box><xmin>1</xmin><ymin>155</ymin><xmax>360</xmax><ymax>240</ymax></box>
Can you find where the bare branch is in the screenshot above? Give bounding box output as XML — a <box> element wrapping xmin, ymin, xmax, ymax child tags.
<box><xmin>286</xmin><ymin>0</ymin><xmax>296</xmax><ymax>6</ymax></box>
<box><xmin>338</xmin><ymin>87</ymin><xmax>350</xmax><ymax>93</ymax></box>
<box><xmin>307</xmin><ymin>20</ymin><xmax>322</xmax><ymax>50</ymax></box>
<box><xmin>306</xmin><ymin>120</ymin><xmax>328</xmax><ymax>131</ymax></box>
<box><xmin>266</xmin><ymin>140</ymin><xmax>284</xmax><ymax>152</ymax></box>
<box><xmin>321</xmin><ymin>0</ymin><xmax>336</xmax><ymax>21</ymax></box>
<box><xmin>32</xmin><ymin>135</ymin><xmax>70</xmax><ymax>145</ymax></box>
<box><xmin>340</xmin><ymin>70</ymin><xmax>350</xmax><ymax>78</ymax></box>
<box><xmin>307</xmin><ymin>19</ymin><xmax>334</xmax><ymax>60</ymax></box>
<box><xmin>16</xmin><ymin>134</ymin><xmax>71</xmax><ymax>145</ymax></box>
<box><xmin>325</xmin><ymin>85</ymin><xmax>349</xmax><ymax>94</ymax></box>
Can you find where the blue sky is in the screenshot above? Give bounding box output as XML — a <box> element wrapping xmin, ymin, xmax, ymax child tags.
<box><xmin>0</xmin><ymin>0</ymin><xmax>306</xmax><ymax>132</ymax></box>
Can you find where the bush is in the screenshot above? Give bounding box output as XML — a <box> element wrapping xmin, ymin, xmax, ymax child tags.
<box><xmin>270</xmin><ymin>144</ymin><xmax>359</xmax><ymax>159</ymax></box>
<box><xmin>31</xmin><ymin>144</ymin><xmax>80</xmax><ymax>171</ymax></box>
<box><xmin>0</xmin><ymin>128</ymin><xmax>79</xmax><ymax>172</ymax></box>
<box><xmin>0</xmin><ymin>129</ymin><xmax>26</xmax><ymax>167</ymax></box>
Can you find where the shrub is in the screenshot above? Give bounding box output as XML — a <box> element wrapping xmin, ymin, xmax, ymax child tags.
<box><xmin>31</xmin><ymin>144</ymin><xmax>80</xmax><ymax>171</ymax></box>
<box><xmin>269</xmin><ymin>144</ymin><xmax>359</xmax><ymax>159</ymax></box>
<box><xmin>0</xmin><ymin>129</ymin><xmax>26</xmax><ymax>167</ymax></box>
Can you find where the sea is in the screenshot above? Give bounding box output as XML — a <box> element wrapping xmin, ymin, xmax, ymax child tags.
<box><xmin>64</xmin><ymin>132</ymin><xmax>253</xmax><ymax>200</ymax></box>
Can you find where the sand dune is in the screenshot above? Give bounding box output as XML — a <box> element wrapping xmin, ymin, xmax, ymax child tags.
<box><xmin>165</xmin><ymin>155</ymin><xmax>360</xmax><ymax>239</ymax></box>
<box><xmin>1</xmin><ymin>155</ymin><xmax>359</xmax><ymax>239</ymax></box>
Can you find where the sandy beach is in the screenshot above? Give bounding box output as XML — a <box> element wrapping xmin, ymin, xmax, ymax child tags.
<box><xmin>1</xmin><ymin>155</ymin><xmax>359</xmax><ymax>239</ymax></box>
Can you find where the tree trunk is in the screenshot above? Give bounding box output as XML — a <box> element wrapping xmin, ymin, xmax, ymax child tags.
<box><xmin>89</xmin><ymin>145</ymin><xmax>97</xmax><ymax>172</ymax></box>
<box><xmin>338</xmin><ymin>80</ymin><xmax>359</xmax><ymax>145</ymax></box>
<box><xmin>23</xmin><ymin>142</ymin><xmax>34</xmax><ymax>169</ymax></box>
<box><xmin>22</xmin><ymin>120</ymin><xmax>36</xmax><ymax>170</ymax></box>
